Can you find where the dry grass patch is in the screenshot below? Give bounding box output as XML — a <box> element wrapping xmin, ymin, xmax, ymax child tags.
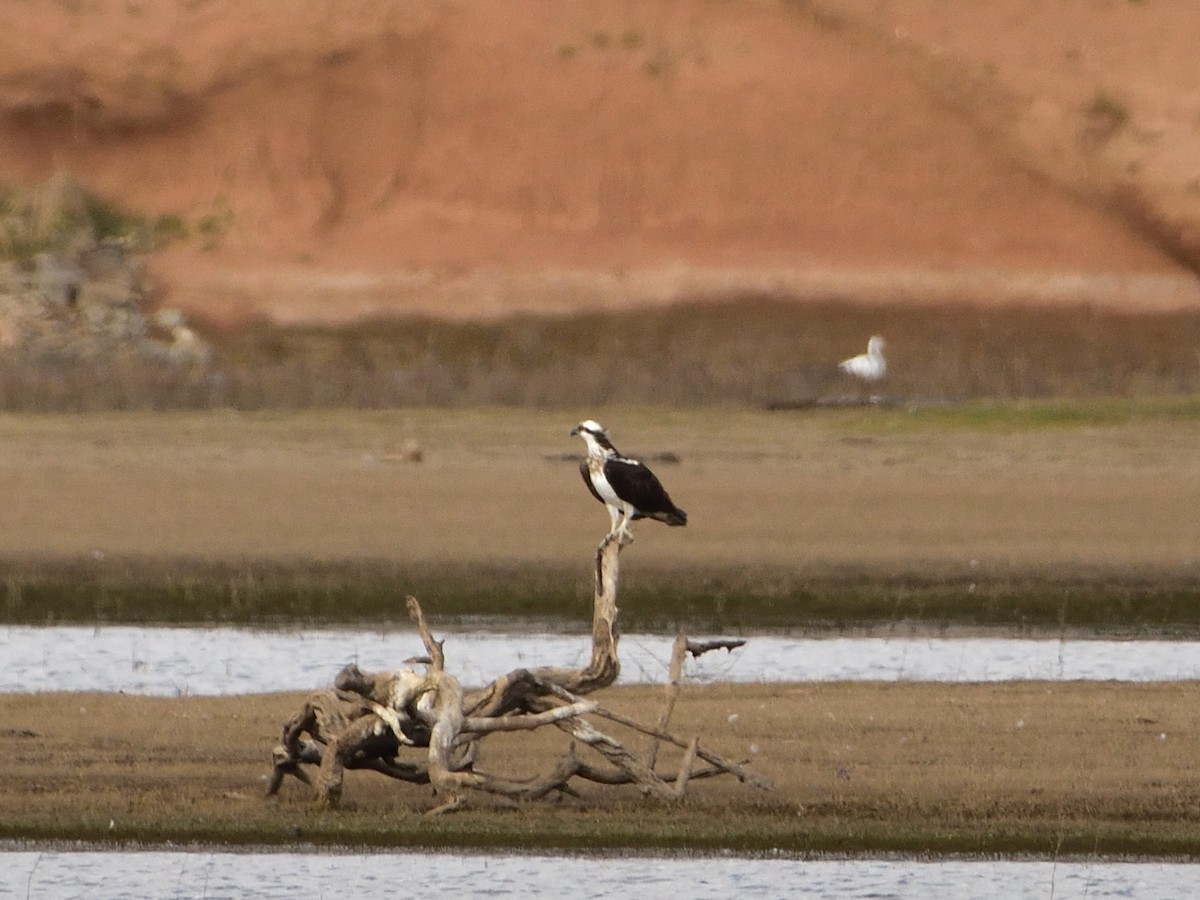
<box><xmin>7</xmin><ymin>299</ymin><xmax>1200</xmax><ymax>410</ymax></box>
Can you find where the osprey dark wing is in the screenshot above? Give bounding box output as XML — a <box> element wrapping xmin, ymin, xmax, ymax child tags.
<box><xmin>602</xmin><ymin>458</ymin><xmax>687</xmax><ymax>526</ymax></box>
<box><xmin>578</xmin><ymin>459</ymin><xmax>605</xmax><ymax>505</ymax></box>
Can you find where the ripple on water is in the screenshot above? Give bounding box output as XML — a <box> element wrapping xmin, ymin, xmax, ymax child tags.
<box><xmin>0</xmin><ymin>851</ymin><xmax>1195</xmax><ymax>900</ymax></box>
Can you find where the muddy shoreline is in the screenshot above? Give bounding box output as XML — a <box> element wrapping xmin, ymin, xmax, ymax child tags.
<box><xmin>3</xmin><ymin>682</ymin><xmax>1199</xmax><ymax>857</ymax></box>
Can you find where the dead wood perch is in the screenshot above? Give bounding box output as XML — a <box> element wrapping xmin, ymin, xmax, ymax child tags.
<box><xmin>687</xmin><ymin>638</ymin><xmax>747</xmax><ymax>656</ymax></box>
<box><xmin>267</xmin><ymin>530</ymin><xmax>772</xmax><ymax>810</ymax></box>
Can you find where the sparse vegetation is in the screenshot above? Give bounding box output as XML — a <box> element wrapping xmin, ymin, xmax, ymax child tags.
<box><xmin>0</xmin><ymin>177</ymin><xmax>188</xmax><ymax>261</ymax></box>
<box><xmin>784</xmin><ymin>0</ymin><xmax>851</xmax><ymax>33</ymax></box>
<box><xmin>5</xmin><ymin>553</ymin><xmax>1200</xmax><ymax>633</ymax></box>
<box><xmin>619</xmin><ymin>30</ymin><xmax>643</xmax><ymax>50</ymax></box>
<box><xmin>196</xmin><ymin>201</ymin><xmax>235</xmax><ymax>251</ymax></box>
<box><xmin>1083</xmin><ymin>89</ymin><xmax>1132</xmax><ymax>146</ymax></box>
<box><xmin>643</xmin><ymin>48</ymin><xmax>674</xmax><ymax>77</ymax></box>
<box><xmin>80</xmin><ymin>192</ymin><xmax>144</xmax><ymax>243</ymax></box>
<box><xmin>558</xmin><ymin>27</ymin><xmax>687</xmax><ymax>76</ymax></box>
<box><xmin>5</xmin><ymin>297</ymin><xmax>1200</xmax><ymax>411</ymax></box>
<box><xmin>149</xmin><ymin>212</ymin><xmax>189</xmax><ymax>244</ymax></box>
<box><xmin>1087</xmin><ymin>91</ymin><xmax>1131</xmax><ymax>126</ymax></box>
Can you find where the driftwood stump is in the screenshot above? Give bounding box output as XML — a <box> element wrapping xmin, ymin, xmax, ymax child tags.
<box><xmin>267</xmin><ymin>532</ymin><xmax>773</xmax><ymax>811</ymax></box>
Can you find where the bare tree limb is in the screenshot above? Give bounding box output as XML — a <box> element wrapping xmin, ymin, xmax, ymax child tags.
<box><xmin>461</xmin><ymin>700</ymin><xmax>598</xmax><ymax>734</ymax></box>
<box><xmin>646</xmin><ymin>632</ymin><xmax>689</xmax><ymax>771</ymax></box>
<box><xmin>674</xmin><ymin>736</ymin><xmax>700</xmax><ymax>799</ymax></box>
<box><xmin>686</xmin><ymin>638</ymin><xmax>747</xmax><ymax>656</ymax></box>
<box><xmin>406</xmin><ymin>595</ymin><xmax>444</xmax><ymax>672</ymax></box>
<box><xmin>530</xmin><ymin>677</ymin><xmax>775</xmax><ymax>791</ymax></box>
<box><xmin>462</xmin><ymin>535</ymin><xmax>623</xmax><ymax>720</ymax></box>
<box><xmin>550</xmin><ymin>711</ymin><xmax>679</xmax><ymax>801</ymax></box>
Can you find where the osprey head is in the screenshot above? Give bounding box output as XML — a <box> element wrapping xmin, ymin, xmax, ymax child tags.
<box><xmin>571</xmin><ymin>419</ymin><xmax>617</xmax><ymax>454</ymax></box>
<box><xmin>570</xmin><ymin>419</ymin><xmax>607</xmax><ymax>439</ymax></box>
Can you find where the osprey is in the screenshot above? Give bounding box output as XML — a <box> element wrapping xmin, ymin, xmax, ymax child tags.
<box><xmin>838</xmin><ymin>335</ymin><xmax>887</xmax><ymax>382</ymax></box>
<box><xmin>570</xmin><ymin>420</ymin><xmax>687</xmax><ymax>541</ymax></box>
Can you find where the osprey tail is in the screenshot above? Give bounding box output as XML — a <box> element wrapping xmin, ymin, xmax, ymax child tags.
<box><xmin>647</xmin><ymin>505</ymin><xmax>687</xmax><ymax>527</ymax></box>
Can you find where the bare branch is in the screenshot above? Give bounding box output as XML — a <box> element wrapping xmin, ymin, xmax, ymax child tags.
<box><xmin>551</xmin><ymin>712</ymin><xmax>679</xmax><ymax>801</ymax></box>
<box><xmin>674</xmin><ymin>736</ymin><xmax>700</xmax><ymax>799</ymax></box>
<box><xmin>647</xmin><ymin>632</ymin><xmax>689</xmax><ymax>770</ymax></box>
<box><xmin>461</xmin><ymin>701</ymin><xmax>598</xmax><ymax>734</ymax></box>
<box><xmin>406</xmin><ymin>595</ymin><xmax>444</xmax><ymax>672</ymax></box>
<box><xmin>463</xmin><ymin>537</ymin><xmax>623</xmax><ymax>717</ymax></box>
<box><xmin>686</xmin><ymin>638</ymin><xmax>747</xmax><ymax>657</ymax></box>
<box><xmin>530</xmin><ymin>677</ymin><xmax>775</xmax><ymax>792</ymax></box>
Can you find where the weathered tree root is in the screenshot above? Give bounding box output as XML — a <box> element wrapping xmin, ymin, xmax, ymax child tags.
<box><xmin>264</xmin><ymin>681</ymin><xmax>433</xmax><ymax>804</ymax></box>
<box><xmin>267</xmin><ymin>531</ymin><xmax>773</xmax><ymax>811</ymax></box>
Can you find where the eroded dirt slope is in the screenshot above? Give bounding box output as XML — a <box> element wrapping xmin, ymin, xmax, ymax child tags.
<box><xmin>0</xmin><ymin>0</ymin><xmax>1197</xmax><ymax>323</ymax></box>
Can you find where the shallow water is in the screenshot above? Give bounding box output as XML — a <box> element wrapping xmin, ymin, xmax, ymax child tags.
<box><xmin>1</xmin><ymin>849</ymin><xmax>1196</xmax><ymax>899</ymax></box>
<box><xmin>3</xmin><ymin>625</ymin><xmax>1200</xmax><ymax>695</ymax></box>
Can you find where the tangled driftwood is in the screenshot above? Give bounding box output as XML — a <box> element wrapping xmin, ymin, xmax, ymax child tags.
<box><xmin>267</xmin><ymin>533</ymin><xmax>772</xmax><ymax>813</ymax></box>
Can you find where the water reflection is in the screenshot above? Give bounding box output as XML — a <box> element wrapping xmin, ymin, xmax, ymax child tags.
<box><xmin>3</xmin><ymin>626</ymin><xmax>1200</xmax><ymax>696</ymax></box>
<box><xmin>1</xmin><ymin>849</ymin><xmax>1195</xmax><ymax>899</ymax></box>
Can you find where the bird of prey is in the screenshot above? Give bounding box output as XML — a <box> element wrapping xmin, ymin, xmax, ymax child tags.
<box><xmin>570</xmin><ymin>420</ymin><xmax>687</xmax><ymax>542</ymax></box>
<box><xmin>838</xmin><ymin>335</ymin><xmax>887</xmax><ymax>382</ymax></box>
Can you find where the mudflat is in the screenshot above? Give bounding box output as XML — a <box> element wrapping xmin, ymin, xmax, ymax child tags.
<box><xmin>3</xmin><ymin>681</ymin><xmax>1199</xmax><ymax>855</ymax></box>
<box><xmin>3</xmin><ymin>405</ymin><xmax>1200</xmax><ymax>573</ymax></box>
